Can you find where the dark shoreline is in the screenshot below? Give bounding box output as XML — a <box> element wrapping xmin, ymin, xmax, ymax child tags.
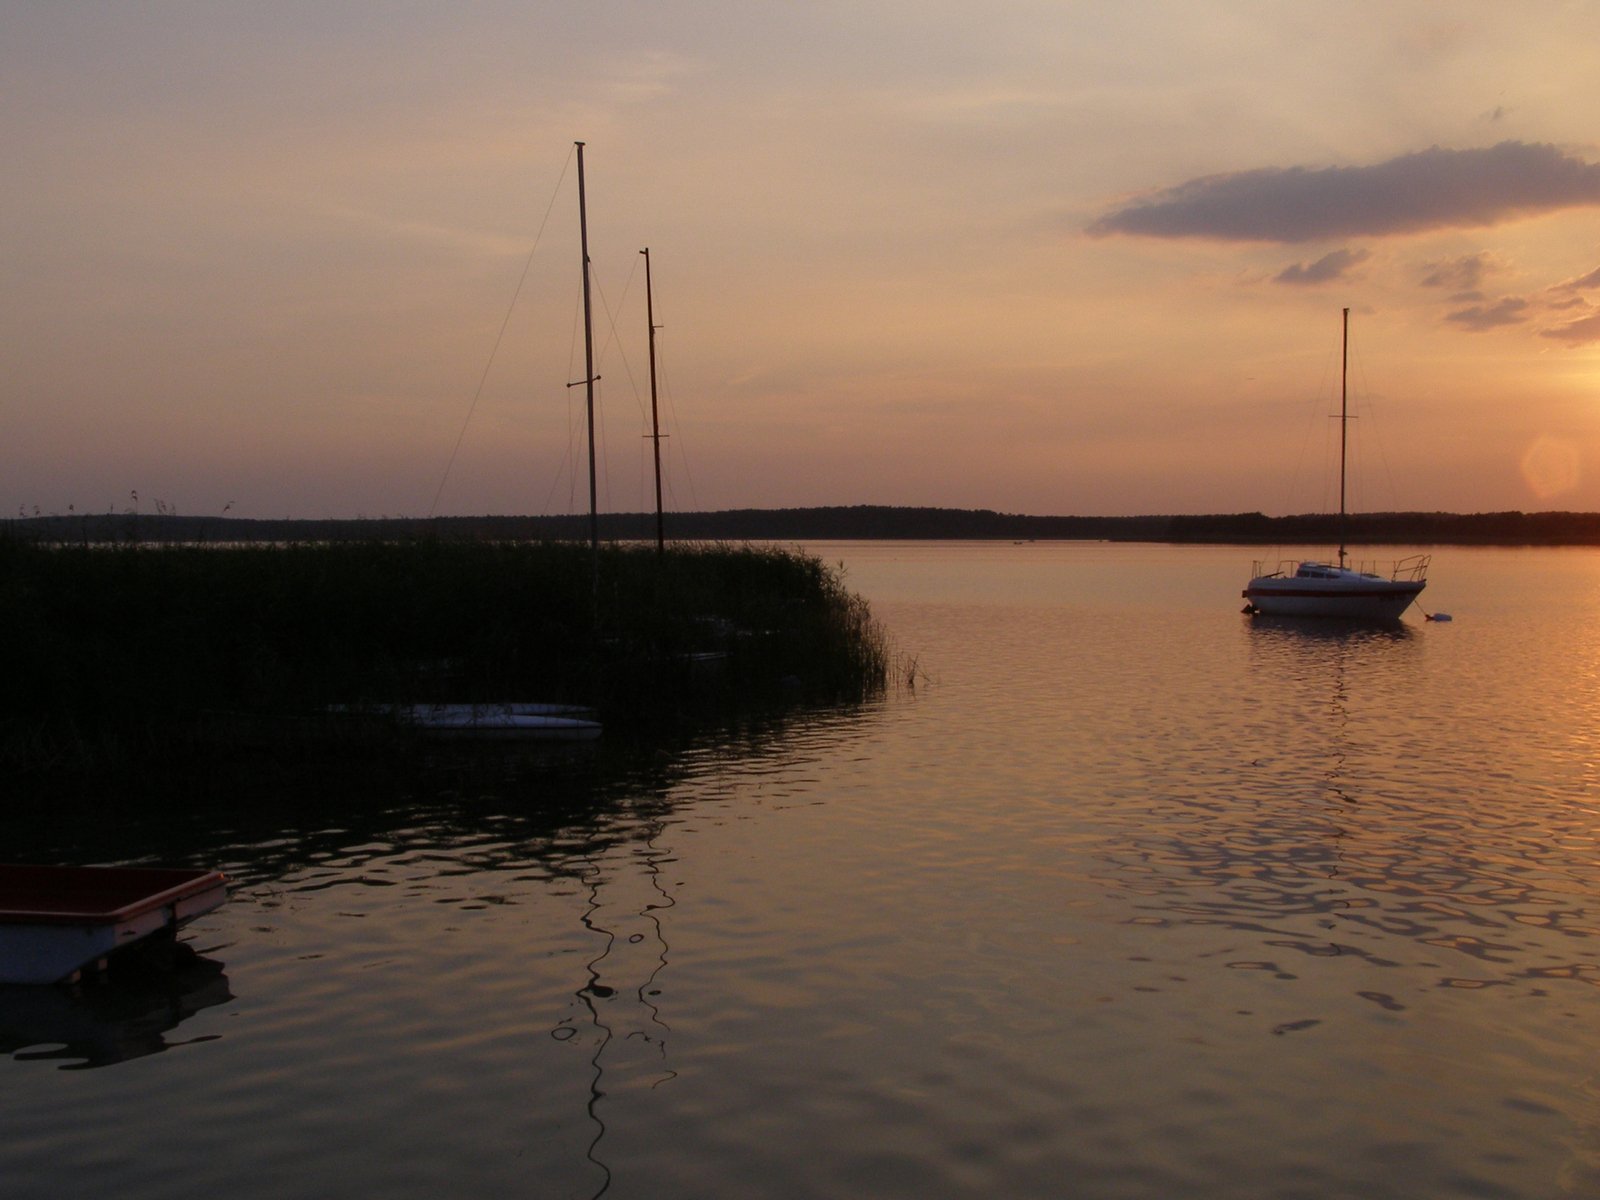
<box><xmin>11</xmin><ymin>506</ymin><xmax>1600</xmax><ymax>546</ymax></box>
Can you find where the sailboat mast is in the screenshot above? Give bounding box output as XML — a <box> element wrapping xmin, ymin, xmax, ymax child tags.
<box><xmin>1338</xmin><ymin>306</ymin><xmax>1349</xmax><ymax>570</ymax></box>
<box><xmin>575</xmin><ymin>141</ymin><xmax>599</xmax><ymax>555</ymax></box>
<box><xmin>641</xmin><ymin>247</ymin><xmax>665</xmax><ymax>555</ymax></box>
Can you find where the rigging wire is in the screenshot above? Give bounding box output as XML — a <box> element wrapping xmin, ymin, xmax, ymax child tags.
<box><xmin>608</xmin><ymin>259</ymin><xmax>657</xmax><ymax>516</ymax></box>
<box><xmin>1269</xmin><ymin>316</ymin><xmax>1406</xmax><ymax>566</ymax></box>
<box><xmin>428</xmin><ymin>148</ymin><xmax>573</xmax><ymax>517</ymax></box>
<box><xmin>589</xmin><ymin>264</ymin><xmax>647</xmax><ymax>517</ymax></box>
<box><xmin>654</xmin><ymin>338</ymin><xmax>698</xmax><ymax>512</ymax></box>
<box><xmin>531</xmin><ymin>235</ymin><xmax>696</xmax><ymax>525</ymax></box>
<box><xmin>1347</xmin><ymin>334</ymin><xmax>1404</xmax><ymax>515</ymax></box>
<box><xmin>543</xmin><ymin>246</ymin><xmax>649</xmax><ymax>522</ymax></box>
<box><xmin>542</xmin><ymin>288</ymin><xmax>588</xmax><ymax>517</ymax></box>
<box><xmin>1281</xmin><ymin>343</ymin><xmax>1339</xmax><ymax>518</ymax></box>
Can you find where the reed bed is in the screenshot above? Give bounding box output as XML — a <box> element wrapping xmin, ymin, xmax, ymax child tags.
<box><xmin>0</xmin><ymin>537</ymin><xmax>888</xmax><ymax>775</ymax></box>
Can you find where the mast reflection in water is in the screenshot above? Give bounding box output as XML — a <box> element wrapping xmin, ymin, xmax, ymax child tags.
<box><xmin>555</xmin><ymin>814</ymin><xmax>680</xmax><ymax>1198</ymax></box>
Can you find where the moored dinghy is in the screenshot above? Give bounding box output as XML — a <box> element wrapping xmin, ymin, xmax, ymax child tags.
<box><xmin>0</xmin><ymin>865</ymin><xmax>228</xmax><ymax>985</ymax></box>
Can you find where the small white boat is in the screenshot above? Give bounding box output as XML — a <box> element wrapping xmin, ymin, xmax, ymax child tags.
<box><xmin>1242</xmin><ymin>308</ymin><xmax>1430</xmax><ymax>622</ymax></box>
<box><xmin>0</xmin><ymin>865</ymin><xmax>228</xmax><ymax>985</ymax></box>
<box><xmin>1242</xmin><ymin>556</ymin><xmax>1429</xmax><ymax>621</ymax></box>
<box><xmin>401</xmin><ymin>703</ymin><xmax>602</xmax><ymax>741</ymax></box>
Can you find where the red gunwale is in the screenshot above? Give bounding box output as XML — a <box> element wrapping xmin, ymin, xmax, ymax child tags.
<box><xmin>1244</xmin><ymin>585</ymin><xmax>1423</xmax><ymax>599</ymax></box>
<box><xmin>0</xmin><ymin>865</ymin><xmax>227</xmax><ymax>926</ymax></box>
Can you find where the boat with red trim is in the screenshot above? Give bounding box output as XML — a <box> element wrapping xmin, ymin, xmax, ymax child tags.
<box><xmin>0</xmin><ymin>865</ymin><xmax>228</xmax><ymax>985</ymax></box>
<box><xmin>1242</xmin><ymin>308</ymin><xmax>1430</xmax><ymax>621</ymax></box>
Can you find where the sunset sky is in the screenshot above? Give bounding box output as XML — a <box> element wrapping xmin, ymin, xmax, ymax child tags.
<box><xmin>6</xmin><ymin>2</ymin><xmax>1600</xmax><ymax>520</ymax></box>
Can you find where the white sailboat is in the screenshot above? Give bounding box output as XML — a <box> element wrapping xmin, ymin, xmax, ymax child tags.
<box><xmin>1241</xmin><ymin>309</ymin><xmax>1429</xmax><ymax>621</ymax></box>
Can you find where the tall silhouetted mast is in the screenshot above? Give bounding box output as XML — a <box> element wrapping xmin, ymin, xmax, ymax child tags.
<box><xmin>574</xmin><ymin>142</ymin><xmax>599</xmax><ymax>556</ymax></box>
<box><xmin>1338</xmin><ymin>306</ymin><xmax>1349</xmax><ymax>570</ymax></box>
<box><xmin>641</xmin><ymin>247</ymin><xmax>665</xmax><ymax>555</ymax></box>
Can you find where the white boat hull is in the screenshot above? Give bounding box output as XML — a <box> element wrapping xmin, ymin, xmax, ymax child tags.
<box><xmin>0</xmin><ymin>866</ymin><xmax>228</xmax><ymax>985</ymax></box>
<box><xmin>403</xmin><ymin>704</ymin><xmax>602</xmax><ymax>741</ymax></box>
<box><xmin>1243</xmin><ymin>562</ymin><xmax>1426</xmax><ymax>621</ymax></box>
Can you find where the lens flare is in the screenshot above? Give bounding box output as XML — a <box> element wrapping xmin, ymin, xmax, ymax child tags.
<box><xmin>1520</xmin><ymin>436</ymin><xmax>1581</xmax><ymax>500</ymax></box>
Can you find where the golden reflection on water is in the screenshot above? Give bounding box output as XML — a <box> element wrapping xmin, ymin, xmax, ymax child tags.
<box><xmin>840</xmin><ymin>543</ymin><xmax>1600</xmax><ymax>1196</ymax></box>
<box><xmin>8</xmin><ymin>544</ymin><xmax>1600</xmax><ymax>1199</ymax></box>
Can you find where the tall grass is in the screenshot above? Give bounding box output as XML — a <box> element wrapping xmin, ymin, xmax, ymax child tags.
<box><xmin>0</xmin><ymin>536</ymin><xmax>888</xmax><ymax>774</ymax></box>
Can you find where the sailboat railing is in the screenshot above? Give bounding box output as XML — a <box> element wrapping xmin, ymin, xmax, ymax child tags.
<box><xmin>1252</xmin><ymin>554</ymin><xmax>1430</xmax><ymax>582</ymax></box>
<box><xmin>1387</xmin><ymin>554</ymin><xmax>1430</xmax><ymax>582</ymax></box>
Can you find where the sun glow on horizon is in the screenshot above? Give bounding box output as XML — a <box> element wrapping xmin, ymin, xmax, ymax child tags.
<box><xmin>5</xmin><ymin>5</ymin><xmax>1600</xmax><ymax>519</ymax></box>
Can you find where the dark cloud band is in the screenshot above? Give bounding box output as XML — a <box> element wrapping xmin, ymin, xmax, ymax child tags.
<box><xmin>1089</xmin><ymin>141</ymin><xmax>1600</xmax><ymax>243</ymax></box>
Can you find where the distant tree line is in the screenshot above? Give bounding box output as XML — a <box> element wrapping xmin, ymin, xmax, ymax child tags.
<box><xmin>10</xmin><ymin>505</ymin><xmax>1600</xmax><ymax>545</ymax></box>
<box><xmin>1159</xmin><ymin>510</ymin><xmax>1600</xmax><ymax>544</ymax></box>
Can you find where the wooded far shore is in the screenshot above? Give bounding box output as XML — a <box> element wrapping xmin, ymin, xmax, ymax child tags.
<box><xmin>11</xmin><ymin>506</ymin><xmax>1600</xmax><ymax>545</ymax></box>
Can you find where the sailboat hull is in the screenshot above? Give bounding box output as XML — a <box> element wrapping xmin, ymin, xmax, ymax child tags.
<box><xmin>1243</xmin><ymin>569</ymin><xmax>1424</xmax><ymax>621</ymax></box>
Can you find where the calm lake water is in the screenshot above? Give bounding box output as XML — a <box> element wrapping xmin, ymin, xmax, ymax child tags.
<box><xmin>6</xmin><ymin>541</ymin><xmax>1600</xmax><ymax>1199</ymax></box>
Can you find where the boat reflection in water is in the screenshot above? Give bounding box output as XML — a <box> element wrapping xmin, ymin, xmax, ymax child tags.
<box><xmin>0</xmin><ymin>947</ymin><xmax>232</xmax><ymax>1070</ymax></box>
<box><xmin>1243</xmin><ymin>610</ymin><xmax>1418</xmax><ymax>644</ymax></box>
